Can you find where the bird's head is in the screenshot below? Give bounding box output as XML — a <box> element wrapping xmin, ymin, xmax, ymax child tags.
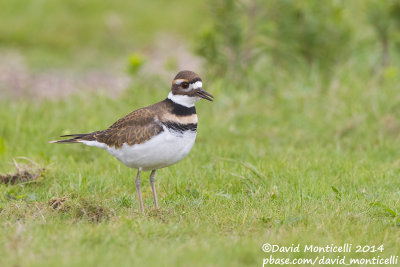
<box><xmin>168</xmin><ymin>70</ymin><xmax>214</xmax><ymax>107</ymax></box>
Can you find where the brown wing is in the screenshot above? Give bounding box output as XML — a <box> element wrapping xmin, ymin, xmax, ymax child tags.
<box><xmin>52</xmin><ymin>100</ymin><xmax>171</xmax><ymax>147</ymax></box>
<box><xmin>92</xmin><ymin>105</ymin><xmax>164</xmax><ymax>148</ymax></box>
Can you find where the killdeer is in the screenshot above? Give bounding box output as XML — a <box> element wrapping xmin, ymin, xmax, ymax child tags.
<box><xmin>50</xmin><ymin>70</ymin><xmax>213</xmax><ymax>213</ymax></box>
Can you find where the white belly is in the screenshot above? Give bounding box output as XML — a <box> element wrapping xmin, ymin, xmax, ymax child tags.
<box><xmin>82</xmin><ymin>127</ymin><xmax>197</xmax><ymax>171</ymax></box>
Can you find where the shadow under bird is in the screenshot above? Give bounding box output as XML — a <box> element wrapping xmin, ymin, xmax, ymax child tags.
<box><xmin>50</xmin><ymin>70</ymin><xmax>213</xmax><ymax>213</ymax></box>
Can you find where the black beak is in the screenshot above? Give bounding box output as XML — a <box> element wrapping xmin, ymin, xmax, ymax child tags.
<box><xmin>196</xmin><ymin>89</ymin><xmax>214</xmax><ymax>101</ymax></box>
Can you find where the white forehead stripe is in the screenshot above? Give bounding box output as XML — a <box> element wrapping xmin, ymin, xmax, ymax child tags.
<box><xmin>174</xmin><ymin>79</ymin><xmax>185</xmax><ymax>85</ymax></box>
<box><xmin>190</xmin><ymin>81</ymin><xmax>202</xmax><ymax>90</ymax></box>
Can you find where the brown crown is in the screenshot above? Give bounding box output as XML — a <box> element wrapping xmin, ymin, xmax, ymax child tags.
<box><xmin>174</xmin><ymin>70</ymin><xmax>201</xmax><ymax>82</ymax></box>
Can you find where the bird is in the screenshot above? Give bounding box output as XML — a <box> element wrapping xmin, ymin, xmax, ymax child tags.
<box><xmin>50</xmin><ymin>70</ymin><xmax>213</xmax><ymax>213</ymax></box>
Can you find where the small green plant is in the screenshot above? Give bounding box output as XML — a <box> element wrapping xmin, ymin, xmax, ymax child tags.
<box><xmin>196</xmin><ymin>0</ymin><xmax>247</xmax><ymax>80</ymax></box>
<box><xmin>367</xmin><ymin>0</ymin><xmax>392</xmax><ymax>67</ymax></box>
<box><xmin>127</xmin><ymin>53</ymin><xmax>145</xmax><ymax>75</ymax></box>
<box><xmin>196</xmin><ymin>0</ymin><xmax>354</xmax><ymax>82</ymax></box>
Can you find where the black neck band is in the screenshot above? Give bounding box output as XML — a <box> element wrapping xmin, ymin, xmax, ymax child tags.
<box><xmin>165</xmin><ymin>98</ymin><xmax>196</xmax><ymax>116</ymax></box>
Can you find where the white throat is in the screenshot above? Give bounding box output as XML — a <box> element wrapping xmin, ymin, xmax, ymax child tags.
<box><xmin>167</xmin><ymin>92</ymin><xmax>200</xmax><ymax>107</ymax></box>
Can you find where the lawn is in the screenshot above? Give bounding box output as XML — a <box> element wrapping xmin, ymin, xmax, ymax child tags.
<box><xmin>1</xmin><ymin>1</ymin><xmax>400</xmax><ymax>266</ymax></box>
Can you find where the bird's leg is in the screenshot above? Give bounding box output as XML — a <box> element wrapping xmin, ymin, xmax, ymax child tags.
<box><xmin>135</xmin><ymin>168</ymin><xmax>144</xmax><ymax>213</ymax></box>
<box><xmin>149</xmin><ymin>170</ymin><xmax>159</xmax><ymax>209</ymax></box>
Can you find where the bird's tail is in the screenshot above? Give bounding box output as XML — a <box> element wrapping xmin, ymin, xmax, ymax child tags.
<box><xmin>49</xmin><ymin>133</ymin><xmax>97</xmax><ymax>144</ymax></box>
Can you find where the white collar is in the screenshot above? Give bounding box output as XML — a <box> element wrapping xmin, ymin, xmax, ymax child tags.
<box><xmin>167</xmin><ymin>92</ymin><xmax>200</xmax><ymax>107</ymax></box>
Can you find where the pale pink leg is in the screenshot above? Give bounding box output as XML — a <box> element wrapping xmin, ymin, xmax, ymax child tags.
<box><xmin>149</xmin><ymin>170</ymin><xmax>159</xmax><ymax>208</ymax></box>
<box><xmin>135</xmin><ymin>168</ymin><xmax>144</xmax><ymax>213</ymax></box>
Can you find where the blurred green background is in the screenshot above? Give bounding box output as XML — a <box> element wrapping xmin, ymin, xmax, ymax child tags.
<box><xmin>1</xmin><ymin>0</ymin><xmax>400</xmax><ymax>266</ymax></box>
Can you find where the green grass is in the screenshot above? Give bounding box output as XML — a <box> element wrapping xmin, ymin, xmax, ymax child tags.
<box><xmin>0</xmin><ymin>0</ymin><xmax>208</xmax><ymax>69</ymax></box>
<box><xmin>1</xmin><ymin>0</ymin><xmax>400</xmax><ymax>266</ymax></box>
<box><xmin>1</xmin><ymin>62</ymin><xmax>400</xmax><ymax>266</ymax></box>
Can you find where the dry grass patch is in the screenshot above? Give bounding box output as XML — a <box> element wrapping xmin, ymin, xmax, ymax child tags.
<box><xmin>48</xmin><ymin>197</ymin><xmax>116</xmax><ymax>223</ymax></box>
<box><xmin>146</xmin><ymin>208</ymin><xmax>173</xmax><ymax>223</ymax></box>
<box><xmin>73</xmin><ymin>198</ymin><xmax>116</xmax><ymax>223</ymax></box>
<box><xmin>48</xmin><ymin>196</ymin><xmax>71</xmax><ymax>212</ymax></box>
<box><xmin>0</xmin><ymin>159</ymin><xmax>45</xmax><ymax>185</ymax></box>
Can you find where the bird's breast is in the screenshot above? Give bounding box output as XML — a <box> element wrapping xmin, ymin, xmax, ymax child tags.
<box><xmin>106</xmin><ymin>124</ymin><xmax>197</xmax><ymax>171</ymax></box>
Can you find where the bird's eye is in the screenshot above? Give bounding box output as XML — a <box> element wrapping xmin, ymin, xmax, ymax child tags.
<box><xmin>181</xmin><ymin>82</ymin><xmax>189</xmax><ymax>89</ymax></box>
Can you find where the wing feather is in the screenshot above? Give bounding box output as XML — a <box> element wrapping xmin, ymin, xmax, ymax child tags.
<box><xmin>50</xmin><ymin>100</ymin><xmax>170</xmax><ymax>147</ymax></box>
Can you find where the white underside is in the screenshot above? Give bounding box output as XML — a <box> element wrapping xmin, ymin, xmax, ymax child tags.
<box><xmin>81</xmin><ymin>126</ymin><xmax>197</xmax><ymax>171</ymax></box>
